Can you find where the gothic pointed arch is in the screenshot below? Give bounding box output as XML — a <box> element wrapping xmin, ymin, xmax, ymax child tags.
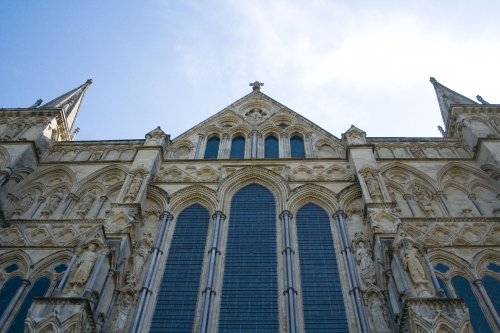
<box><xmin>436</xmin><ymin>161</ymin><xmax>493</xmax><ymax>190</ymax></box>
<box><xmin>381</xmin><ymin>162</ymin><xmax>439</xmax><ymax>191</ymax></box>
<box><xmin>287</xmin><ymin>184</ymin><xmax>339</xmax><ymax>216</ymax></box>
<box><xmin>169</xmin><ymin>185</ymin><xmax>217</xmax><ymax>217</ymax></box>
<box><xmin>217</xmin><ymin>166</ymin><xmax>289</xmax><ymax>212</ymax></box>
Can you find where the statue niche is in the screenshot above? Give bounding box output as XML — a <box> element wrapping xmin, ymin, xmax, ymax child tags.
<box><xmin>126</xmin><ymin>233</ymin><xmax>153</xmax><ymax>285</ymax></box>
<box><xmin>66</xmin><ymin>242</ymin><xmax>100</xmax><ymax>295</ymax></box>
<box><xmin>355</xmin><ymin>240</ymin><xmax>376</xmax><ymax>286</ymax></box>
<box><xmin>400</xmin><ymin>241</ymin><xmax>431</xmax><ymax>297</ymax></box>
<box><xmin>40</xmin><ymin>188</ymin><xmax>65</xmax><ymax>218</ymax></box>
<box><xmin>76</xmin><ymin>189</ymin><xmax>98</xmax><ymax>218</ymax></box>
<box><xmin>409</xmin><ymin>183</ymin><xmax>435</xmax><ymax>217</ymax></box>
<box><xmin>124</xmin><ymin>172</ymin><xmax>145</xmax><ymax>203</ymax></box>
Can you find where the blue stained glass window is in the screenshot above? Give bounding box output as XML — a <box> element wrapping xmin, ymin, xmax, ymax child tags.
<box><xmin>204</xmin><ymin>136</ymin><xmax>220</xmax><ymax>159</ymax></box>
<box><xmin>296</xmin><ymin>203</ymin><xmax>349</xmax><ymax>332</ymax></box>
<box><xmin>150</xmin><ymin>204</ymin><xmax>210</xmax><ymax>333</ymax></box>
<box><xmin>482</xmin><ymin>275</ymin><xmax>500</xmax><ymax>313</ymax></box>
<box><xmin>230</xmin><ymin>136</ymin><xmax>245</xmax><ymax>159</ymax></box>
<box><xmin>434</xmin><ymin>263</ymin><xmax>450</xmax><ymax>273</ymax></box>
<box><xmin>437</xmin><ymin>277</ymin><xmax>451</xmax><ymax>298</ymax></box>
<box><xmin>486</xmin><ymin>263</ymin><xmax>500</xmax><ymax>273</ymax></box>
<box><xmin>290</xmin><ymin>135</ymin><xmax>305</xmax><ymax>158</ymax></box>
<box><xmin>53</xmin><ymin>264</ymin><xmax>67</xmax><ymax>273</ymax></box>
<box><xmin>8</xmin><ymin>277</ymin><xmax>51</xmax><ymax>333</ymax></box>
<box><xmin>4</xmin><ymin>264</ymin><xmax>19</xmax><ymax>273</ymax></box>
<box><xmin>0</xmin><ymin>277</ymin><xmax>23</xmax><ymax>320</ymax></box>
<box><xmin>219</xmin><ymin>184</ymin><xmax>279</xmax><ymax>332</ymax></box>
<box><xmin>451</xmin><ymin>276</ymin><xmax>493</xmax><ymax>333</ymax></box>
<box><xmin>265</xmin><ymin>135</ymin><xmax>279</xmax><ymax>159</ymax></box>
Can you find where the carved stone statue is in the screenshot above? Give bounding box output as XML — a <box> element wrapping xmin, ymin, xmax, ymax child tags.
<box><xmin>76</xmin><ymin>189</ymin><xmax>97</xmax><ymax>217</ymax></box>
<box><xmin>364</xmin><ymin>171</ymin><xmax>382</xmax><ymax>201</ymax></box>
<box><xmin>401</xmin><ymin>242</ymin><xmax>431</xmax><ymax>297</ymax></box>
<box><xmin>368</xmin><ymin>294</ymin><xmax>391</xmax><ymax>333</ymax></box>
<box><xmin>125</xmin><ymin>173</ymin><xmax>143</xmax><ymax>202</ymax></box>
<box><xmin>411</xmin><ymin>184</ymin><xmax>434</xmax><ymax>217</ymax></box>
<box><xmin>127</xmin><ymin>233</ymin><xmax>153</xmax><ymax>285</ymax></box>
<box><xmin>355</xmin><ymin>241</ymin><xmax>376</xmax><ymax>285</ymax></box>
<box><xmin>110</xmin><ymin>293</ymin><xmax>134</xmax><ymax>333</ymax></box>
<box><xmin>69</xmin><ymin>243</ymin><xmax>98</xmax><ymax>288</ymax></box>
<box><xmin>41</xmin><ymin>189</ymin><xmax>64</xmax><ymax>217</ymax></box>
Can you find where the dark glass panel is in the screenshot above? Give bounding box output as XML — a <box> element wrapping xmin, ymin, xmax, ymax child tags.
<box><xmin>451</xmin><ymin>276</ymin><xmax>493</xmax><ymax>333</ymax></box>
<box><xmin>219</xmin><ymin>184</ymin><xmax>279</xmax><ymax>332</ymax></box>
<box><xmin>204</xmin><ymin>136</ymin><xmax>220</xmax><ymax>159</ymax></box>
<box><xmin>8</xmin><ymin>277</ymin><xmax>51</xmax><ymax>333</ymax></box>
<box><xmin>4</xmin><ymin>264</ymin><xmax>19</xmax><ymax>273</ymax></box>
<box><xmin>486</xmin><ymin>263</ymin><xmax>500</xmax><ymax>273</ymax></box>
<box><xmin>290</xmin><ymin>135</ymin><xmax>305</xmax><ymax>158</ymax></box>
<box><xmin>264</xmin><ymin>135</ymin><xmax>279</xmax><ymax>159</ymax></box>
<box><xmin>230</xmin><ymin>136</ymin><xmax>245</xmax><ymax>159</ymax></box>
<box><xmin>0</xmin><ymin>277</ymin><xmax>23</xmax><ymax>319</ymax></box>
<box><xmin>150</xmin><ymin>204</ymin><xmax>210</xmax><ymax>333</ymax></box>
<box><xmin>482</xmin><ymin>275</ymin><xmax>500</xmax><ymax>313</ymax></box>
<box><xmin>53</xmin><ymin>264</ymin><xmax>67</xmax><ymax>273</ymax></box>
<box><xmin>296</xmin><ymin>203</ymin><xmax>349</xmax><ymax>332</ymax></box>
<box><xmin>437</xmin><ymin>277</ymin><xmax>451</xmax><ymax>298</ymax></box>
<box><xmin>434</xmin><ymin>263</ymin><xmax>450</xmax><ymax>273</ymax></box>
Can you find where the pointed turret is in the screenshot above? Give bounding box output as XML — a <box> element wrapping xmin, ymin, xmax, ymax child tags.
<box><xmin>41</xmin><ymin>79</ymin><xmax>92</xmax><ymax>131</ymax></box>
<box><xmin>429</xmin><ymin>77</ymin><xmax>477</xmax><ymax>126</ymax></box>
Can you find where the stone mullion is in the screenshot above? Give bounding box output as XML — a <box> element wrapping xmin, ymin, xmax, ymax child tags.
<box><xmin>29</xmin><ymin>196</ymin><xmax>45</xmax><ymax>218</ymax></box>
<box><xmin>391</xmin><ymin>253</ymin><xmax>411</xmax><ymax>296</ymax></box>
<box><xmin>421</xmin><ymin>249</ymin><xmax>444</xmax><ymax>297</ymax></box>
<box><xmin>84</xmin><ymin>253</ymin><xmax>106</xmax><ymax>310</ymax></box>
<box><xmin>403</xmin><ymin>193</ymin><xmax>415</xmax><ymax>216</ymax></box>
<box><xmin>280</xmin><ymin>210</ymin><xmax>298</xmax><ymax>333</ymax></box>
<box><xmin>200</xmin><ymin>211</ymin><xmax>225</xmax><ymax>333</ymax></box>
<box><xmin>62</xmin><ymin>193</ymin><xmax>78</xmax><ymax>217</ymax></box>
<box><xmin>251</xmin><ymin>131</ymin><xmax>258</xmax><ymax>159</ymax></box>
<box><xmin>194</xmin><ymin>134</ymin><xmax>205</xmax><ymax>159</ymax></box>
<box><xmin>0</xmin><ymin>279</ymin><xmax>30</xmax><ymax>329</ymax></box>
<box><xmin>334</xmin><ymin>210</ymin><xmax>370</xmax><ymax>333</ymax></box>
<box><xmin>53</xmin><ymin>254</ymin><xmax>78</xmax><ymax>295</ymax></box>
<box><xmin>131</xmin><ymin>211</ymin><xmax>172</xmax><ymax>333</ymax></box>
<box><xmin>435</xmin><ymin>191</ymin><xmax>450</xmax><ymax>216</ymax></box>
<box><xmin>473</xmin><ymin>279</ymin><xmax>500</xmax><ymax>329</ymax></box>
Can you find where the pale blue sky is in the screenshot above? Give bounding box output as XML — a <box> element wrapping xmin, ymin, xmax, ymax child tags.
<box><xmin>1</xmin><ymin>1</ymin><xmax>500</xmax><ymax>140</ymax></box>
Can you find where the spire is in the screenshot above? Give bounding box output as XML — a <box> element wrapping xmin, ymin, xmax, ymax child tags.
<box><xmin>41</xmin><ymin>79</ymin><xmax>92</xmax><ymax>130</ymax></box>
<box><xmin>429</xmin><ymin>77</ymin><xmax>477</xmax><ymax>125</ymax></box>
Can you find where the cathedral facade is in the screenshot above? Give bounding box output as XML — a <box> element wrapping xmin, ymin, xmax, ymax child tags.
<box><xmin>0</xmin><ymin>79</ymin><xmax>498</xmax><ymax>333</ymax></box>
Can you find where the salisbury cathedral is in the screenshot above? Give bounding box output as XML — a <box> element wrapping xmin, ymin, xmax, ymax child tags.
<box><xmin>0</xmin><ymin>78</ymin><xmax>498</xmax><ymax>333</ymax></box>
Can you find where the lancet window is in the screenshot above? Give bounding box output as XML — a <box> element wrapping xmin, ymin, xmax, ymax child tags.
<box><xmin>150</xmin><ymin>204</ymin><xmax>210</xmax><ymax>333</ymax></box>
<box><xmin>229</xmin><ymin>135</ymin><xmax>245</xmax><ymax>159</ymax></box>
<box><xmin>204</xmin><ymin>135</ymin><xmax>220</xmax><ymax>159</ymax></box>
<box><xmin>264</xmin><ymin>135</ymin><xmax>279</xmax><ymax>159</ymax></box>
<box><xmin>290</xmin><ymin>135</ymin><xmax>305</xmax><ymax>158</ymax></box>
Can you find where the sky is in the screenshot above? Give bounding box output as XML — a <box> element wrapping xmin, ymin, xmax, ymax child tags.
<box><xmin>1</xmin><ymin>0</ymin><xmax>500</xmax><ymax>141</ymax></box>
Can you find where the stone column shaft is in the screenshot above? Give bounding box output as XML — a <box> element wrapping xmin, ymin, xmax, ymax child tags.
<box><xmin>280</xmin><ymin>210</ymin><xmax>298</xmax><ymax>333</ymax></box>
<box><xmin>473</xmin><ymin>279</ymin><xmax>500</xmax><ymax>329</ymax></box>
<box><xmin>251</xmin><ymin>131</ymin><xmax>258</xmax><ymax>159</ymax></box>
<box><xmin>94</xmin><ymin>196</ymin><xmax>108</xmax><ymax>218</ymax></box>
<box><xmin>0</xmin><ymin>279</ymin><xmax>30</xmax><ymax>328</ymax></box>
<box><xmin>131</xmin><ymin>211</ymin><xmax>172</xmax><ymax>333</ymax></box>
<box><xmin>62</xmin><ymin>193</ymin><xmax>78</xmax><ymax>217</ymax></box>
<box><xmin>392</xmin><ymin>254</ymin><xmax>411</xmax><ymax>295</ymax></box>
<box><xmin>200</xmin><ymin>211</ymin><xmax>225</xmax><ymax>333</ymax></box>
<box><xmin>54</xmin><ymin>254</ymin><xmax>77</xmax><ymax>295</ymax></box>
<box><xmin>422</xmin><ymin>251</ymin><xmax>443</xmax><ymax>297</ymax></box>
<box><xmin>334</xmin><ymin>211</ymin><xmax>370</xmax><ymax>333</ymax></box>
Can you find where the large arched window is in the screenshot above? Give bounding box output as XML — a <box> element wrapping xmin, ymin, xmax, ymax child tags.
<box><xmin>264</xmin><ymin>135</ymin><xmax>279</xmax><ymax>159</ymax></box>
<box><xmin>8</xmin><ymin>277</ymin><xmax>51</xmax><ymax>333</ymax></box>
<box><xmin>219</xmin><ymin>184</ymin><xmax>278</xmax><ymax>332</ymax></box>
<box><xmin>482</xmin><ymin>275</ymin><xmax>500</xmax><ymax>313</ymax></box>
<box><xmin>204</xmin><ymin>136</ymin><xmax>220</xmax><ymax>159</ymax></box>
<box><xmin>229</xmin><ymin>135</ymin><xmax>245</xmax><ymax>159</ymax></box>
<box><xmin>290</xmin><ymin>135</ymin><xmax>305</xmax><ymax>158</ymax></box>
<box><xmin>150</xmin><ymin>204</ymin><xmax>210</xmax><ymax>333</ymax></box>
<box><xmin>0</xmin><ymin>276</ymin><xmax>23</xmax><ymax>319</ymax></box>
<box><xmin>451</xmin><ymin>276</ymin><xmax>493</xmax><ymax>333</ymax></box>
<box><xmin>296</xmin><ymin>203</ymin><xmax>348</xmax><ymax>331</ymax></box>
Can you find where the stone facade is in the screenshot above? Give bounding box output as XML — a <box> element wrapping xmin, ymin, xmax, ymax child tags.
<box><xmin>0</xmin><ymin>79</ymin><xmax>498</xmax><ymax>332</ymax></box>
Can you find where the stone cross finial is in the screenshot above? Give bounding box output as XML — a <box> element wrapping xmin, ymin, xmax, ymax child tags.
<box><xmin>249</xmin><ymin>81</ymin><xmax>264</xmax><ymax>91</ymax></box>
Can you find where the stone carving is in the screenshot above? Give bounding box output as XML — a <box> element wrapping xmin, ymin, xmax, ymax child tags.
<box><xmin>343</xmin><ymin>125</ymin><xmax>366</xmax><ymax>145</ymax></box>
<box><xmin>409</xmin><ymin>145</ymin><xmax>425</xmax><ymax>158</ymax></box>
<box><xmin>110</xmin><ymin>292</ymin><xmax>134</xmax><ymax>333</ymax></box>
<box><xmin>90</xmin><ymin>150</ymin><xmax>104</xmax><ymax>161</ymax></box>
<box><xmin>367</xmin><ymin>294</ymin><xmax>391</xmax><ymax>333</ymax></box>
<box><xmin>363</xmin><ymin>170</ymin><xmax>382</xmax><ymax>201</ymax></box>
<box><xmin>401</xmin><ymin>242</ymin><xmax>431</xmax><ymax>297</ymax></box>
<box><xmin>12</xmin><ymin>191</ymin><xmax>35</xmax><ymax>217</ymax></box>
<box><xmin>127</xmin><ymin>233</ymin><xmax>153</xmax><ymax>285</ymax></box>
<box><xmin>410</xmin><ymin>184</ymin><xmax>434</xmax><ymax>217</ymax></box>
<box><xmin>68</xmin><ymin>243</ymin><xmax>98</xmax><ymax>289</ymax></box>
<box><xmin>145</xmin><ymin>126</ymin><xmax>168</xmax><ymax>146</ymax></box>
<box><xmin>125</xmin><ymin>173</ymin><xmax>143</xmax><ymax>202</ymax></box>
<box><xmin>2</xmin><ymin>121</ymin><xmax>26</xmax><ymax>139</ymax></box>
<box><xmin>245</xmin><ymin>108</ymin><xmax>267</xmax><ymax>121</ymax></box>
<box><xmin>40</xmin><ymin>189</ymin><xmax>64</xmax><ymax>218</ymax></box>
<box><xmin>76</xmin><ymin>189</ymin><xmax>98</xmax><ymax>217</ymax></box>
<box><xmin>355</xmin><ymin>241</ymin><xmax>376</xmax><ymax>285</ymax></box>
